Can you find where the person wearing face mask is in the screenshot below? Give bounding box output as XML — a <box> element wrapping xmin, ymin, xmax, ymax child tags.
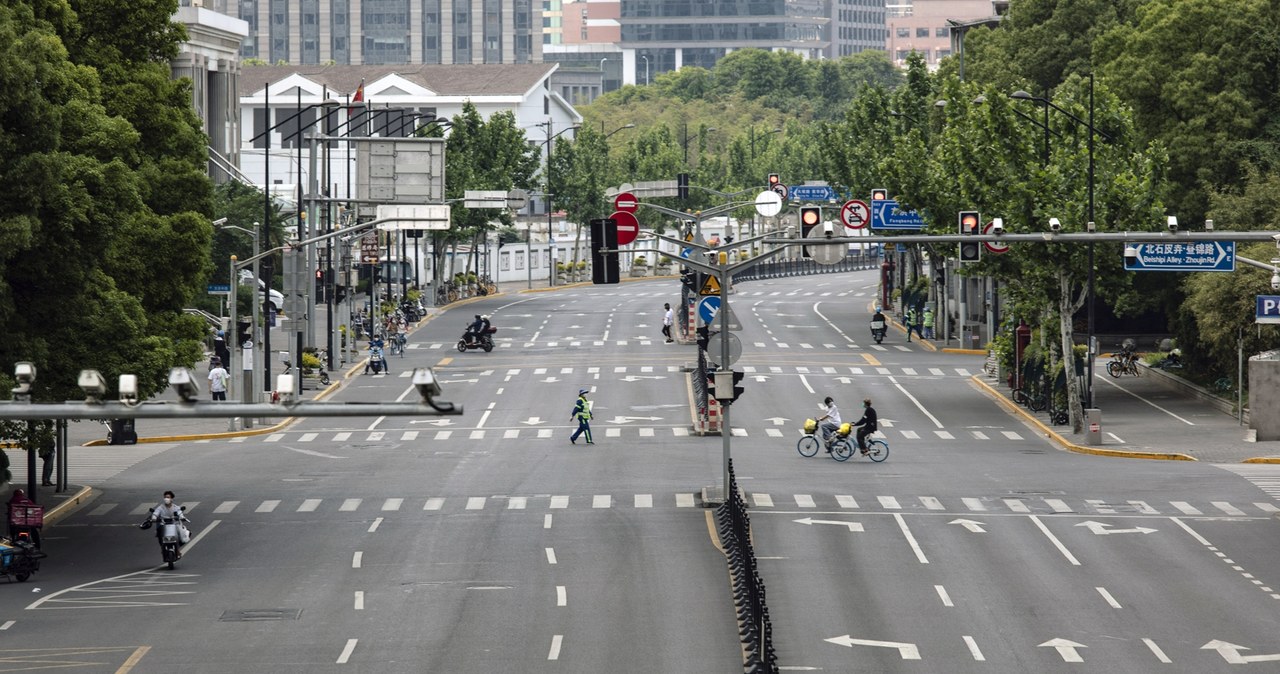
<box><xmin>148</xmin><ymin>490</ymin><xmax>189</xmax><ymax>557</ymax></box>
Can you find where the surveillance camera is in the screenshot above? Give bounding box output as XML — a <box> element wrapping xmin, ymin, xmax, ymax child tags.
<box><xmin>413</xmin><ymin>368</ymin><xmax>443</xmax><ymax>401</ymax></box>
<box><xmin>168</xmin><ymin>367</ymin><xmax>201</xmax><ymax>402</ymax></box>
<box><xmin>275</xmin><ymin>374</ymin><xmax>296</xmax><ymax>403</ymax></box>
<box><xmin>1205</xmin><ymin>219</ymin><xmax>1214</xmax><ymax>231</ymax></box>
<box><xmin>14</xmin><ymin>362</ymin><xmax>36</xmax><ymax>384</ymax></box>
<box><xmin>1272</xmin><ymin>272</ymin><xmax>1280</xmax><ymax>291</ymax></box>
<box><xmin>1087</xmin><ymin>221</ymin><xmax>1096</xmax><ymax>233</ymax></box>
<box><xmin>78</xmin><ymin>369</ymin><xmax>108</xmax><ymax>402</ymax></box>
<box><xmin>991</xmin><ymin>218</ymin><xmax>1004</xmax><ymax>235</ymax></box>
<box><xmin>1048</xmin><ymin>218</ymin><xmax>1062</xmax><ymax>232</ymax></box>
<box><xmin>1124</xmin><ymin>244</ymin><xmax>1139</xmax><ymax>263</ymax></box>
<box><xmin>119</xmin><ymin>374</ymin><xmax>139</xmax><ymax>405</ymax></box>
<box><xmin>823</xmin><ymin>222</ymin><xmax>834</xmax><ymax>238</ymax></box>
<box><xmin>1167</xmin><ymin>215</ymin><xmax>1178</xmax><ymax>231</ymax></box>
<box><xmin>212</xmin><ymin>217</ymin><xmax>228</xmax><ymax>227</ymax></box>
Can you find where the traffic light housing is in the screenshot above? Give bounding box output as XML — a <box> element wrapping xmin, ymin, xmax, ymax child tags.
<box><xmin>696</xmin><ymin>325</ymin><xmax>710</xmax><ymax>352</ymax></box>
<box><xmin>236</xmin><ymin>319</ymin><xmax>252</xmax><ymax>348</ymax></box>
<box><xmin>677</xmin><ymin>172</ymin><xmax>690</xmax><ymax>200</ymax></box>
<box><xmin>590</xmin><ymin>218</ymin><xmax>620</xmax><ymax>284</ymax></box>
<box><xmin>959</xmin><ymin>210</ymin><xmax>981</xmax><ymax>262</ymax></box>
<box><xmin>799</xmin><ymin>207</ymin><xmax>822</xmax><ymax>235</ymax></box>
<box><xmin>767</xmin><ymin>173</ymin><xmax>781</xmax><ymax>188</ymax></box>
<box><xmin>712</xmin><ymin>369</ymin><xmax>745</xmax><ymax>403</ymax></box>
<box><xmin>871</xmin><ymin>188</ymin><xmax>889</xmax><ymax>201</ymax></box>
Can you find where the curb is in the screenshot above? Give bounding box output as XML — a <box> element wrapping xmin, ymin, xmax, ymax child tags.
<box><xmin>43</xmin><ymin>485</ymin><xmax>93</xmax><ymax>525</ymax></box>
<box><xmin>943</xmin><ymin>348</ymin><xmax>987</xmax><ymax>355</ymax></box>
<box><xmin>970</xmin><ymin>375</ymin><xmax>1198</xmax><ymax>461</ymax></box>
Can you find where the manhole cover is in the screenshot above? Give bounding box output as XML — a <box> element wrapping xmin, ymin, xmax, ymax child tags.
<box><xmin>219</xmin><ymin>608</ymin><xmax>302</xmax><ymax>622</ymax></box>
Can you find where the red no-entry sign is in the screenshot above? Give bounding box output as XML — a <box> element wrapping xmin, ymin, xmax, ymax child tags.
<box><xmin>610</xmin><ymin>211</ymin><xmax>640</xmax><ymax>245</ymax></box>
<box><xmin>614</xmin><ymin>192</ymin><xmax>638</xmax><ymax>213</ymax></box>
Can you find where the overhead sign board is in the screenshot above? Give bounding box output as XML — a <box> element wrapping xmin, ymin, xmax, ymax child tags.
<box><xmin>614</xmin><ymin>192</ymin><xmax>639</xmax><ymax>213</ymax></box>
<box><xmin>631</xmin><ymin>180</ymin><xmax>679</xmax><ymax>198</ymax></box>
<box><xmin>360</xmin><ymin>233</ymin><xmax>380</xmax><ymax>263</ymax></box>
<box><xmin>1124</xmin><ymin>241</ymin><xmax>1235</xmax><ymax>272</ymax></box>
<box><xmin>376</xmin><ymin>204</ymin><xmax>451</xmax><ymax>229</ymax></box>
<box><xmin>1257</xmin><ymin>295</ymin><xmax>1280</xmax><ymax>324</ymax></box>
<box><xmin>789</xmin><ymin>185</ymin><xmax>838</xmax><ymax>202</ymax></box>
<box><xmin>871</xmin><ymin>200</ymin><xmax>926</xmax><ymax>231</ymax></box>
<box><xmin>840</xmin><ymin>200</ymin><xmax>870</xmax><ymax>230</ymax></box>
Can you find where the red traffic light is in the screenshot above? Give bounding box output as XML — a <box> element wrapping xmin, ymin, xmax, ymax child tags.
<box><xmin>767</xmin><ymin>173</ymin><xmax>780</xmax><ymax>186</ymax></box>
<box><xmin>800</xmin><ymin>207</ymin><xmax>822</xmax><ymax>227</ymax></box>
<box><xmin>871</xmin><ymin>188</ymin><xmax>888</xmax><ymax>201</ymax></box>
<box><xmin>958</xmin><ymin>211</ymin><xmax>981</xmax><ymax>235</ymax></box>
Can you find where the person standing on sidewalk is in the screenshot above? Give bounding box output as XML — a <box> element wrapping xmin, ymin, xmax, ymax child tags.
<box><xmin>662</xmin><ymin>303</ymin><xmax>674</xmax><ymax>343</ymax></box>
<box><xmin>905</xmin><ymin>307</ymin><xmax>916</xmax><ymax>342</ymax></box>
<box><xmin>208</xmin><ymin>357</ymin><xmax>230</xmax><ymax>401</ymax></box>
<box><xmin>570</xmin><ymin>388</ymin><xmax>594</xmax><ymax>444</ymax></box>
<box><xmin>922</xmin><ymin>308</ymin><xmax>935</xmax><ymax>340</ymax></box>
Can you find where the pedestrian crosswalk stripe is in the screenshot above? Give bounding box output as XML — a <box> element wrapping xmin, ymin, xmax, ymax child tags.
<box><xmin>334</xmin><ymin>432</ymin><xmax>351</xmax><ymax>441</ymax></box>
<box><xmin>424</xmin><ymin>498</ymin><xmax>444</xmax><ymax>511</ymax></box>
<box><xmin>893</xmin><ymin>345</ymin><xmax>910</xmax><ymax>351</ymax></box>
<box><xmin>800</xmin><ymin>343</ymin><xmax>813</xmax><ymax>349</ymax></box>
<box><xmin>509</xmin><ymin>497</ymin><xmax>527</xmax><ymax>510</ymax></box>
<box><xmin>640</xmin><ymin>428</ymin><xmax>654</xmax><ymax>437</ymax></box>
<box><xmin>961</xmin><ymin>498</ymin><xmax>985</xmax><ymax>511</ymax></box>
<box><xmin>538</xmin><ymin>429</ymin><xmax>553</xmax><ymax>438</ymax></box>
<box><xmin>340</xmin><ymin>499</ymin><xmax>361</xmax><ymax>512</ymax></box>
<box><xmin>836</xmin><ymin>495</ymin><xmax>858</xmax><ymax>509</ymax></box>
<box><xmin>299</xmin><ymin>499</ymin><xmax>321</xmax><ymax>512</ymax></box>
<box><xmin>635</xmin><ymin>494</ymin><xmax>653</xmax><ymax>508</ymax></box>
<box><xmin>605</xmin><ymin>428</ymin><xmax>621</xmax><ymax>437</ymax></box>
<box><xmin>560</xmin><ymin>367</ymin><xmax>573</xmax><ymax>374</ymax></box>
<box><xmin>89</xmin><ymin>504</ymin><xmax>117</xmax><ymax>516</ymax></box>
<box><xmin>265</xmin><ymin>434</ymin><xmax>285</xmax><ymax>442</ymax></box>
<box><xmin>300</xmin><ymin>433</ymin><xmax>318</xmax><ymax>442</ymax></box>
<box><xmin>382</xmin><ymin>498</ymin><xmax>403</xmax><ymax>511</ymax></box>
<box><xmin>466</xmin><ymin>497</ymin><xmax>486</xmax><ymax>510</ymax></box>
<box><xmin>1045</xmin><ymin>499</ymin><xmax>1072</xmax><ymax>513</ymax></box>
<box><xmin>731</xmin><ymin>428</ymin><xmax>748</xmax><ymax>437</ymax></box>
<box><xmin>777</xmin><ymin>343</ymin><xmax>790</xmax><ymax>348</ymax></box>
<box><xmin>797</xmin><ymin>366</ymin><xmax>811</xmax><ymax>374</ymax></box>
<box><xmin>850</xmin><ymin>367</ymin><xmax>864</xmax><ymax>375</ymax></box>
<box><xmin>795</xmin><ymin>495</ymin><xmax>816</xmax><ymax>508</ymax></box>
<box><xmin>878</xmin><ymin>496</ymin><xmax>901</xmax><ymax>510</ymax></box>
<box><xmin>550</xmin><ymin>496</ymin><xmax>569</xmax><ymax>509</ymax></box>
<box><xmin>1213</xmin><ymin>501</ymin><xmax>1246</xmax><ymax>516</ymax></box>
<box><xmin>956</xmin><ymin>369</ymin><xmax>972</xmax><ymax>376</ymax></box>
<box><xmin>903</xmin><ymin>368</ymin><xmax>917</xmax><ymax>376</ymax></box>
<box><xmin>766</xmin><ymin>429</ymin><xmax>783</xmax><ymax>438</ymax></box>
<box><xmin>929</xmin><ymin>368</ymin><xmax>945</xmax><ymax>376</ymax></box>
<box><xmin>503</xmin><ymin>429</ymin><xmax>519</xmax><ymax>439</ymax></box>
<box><xmin>1129</xmin><ymin>500</ymin><xmax>1158</xmax><ymax>515</ymax></box>
<box><xmin>1001</xmin><ymin>431</ymin><xmax>1023</xmax><ymax>440</ymax></box>
<box><xmin>435</xmin><ymin>431</ymin><xmax>452</xmax><ymax>440</ymax></box>
<box><xmin>901</xmin><ymin>431</ymin><xmax>920</xmax><ymax>439</ymax></box>
<box><xmin>676</xmin><ymin>494</ymin><xmax>695</xmax><ymax>508</ymax></box>
<box><xmin>972</xmin><ymin>431</ymin><xmax>989</xmax><ymax>440</ymax></box>
<box><xmin>130</xmin><ymin>504</ymin><xmax>152</xmax><ymax>515</ymax></box>
<box><xmin>1256</xmin><ymin>503</ymin><xmax>1280</xmax><ymax>513</ymax></box>
<box><xmin>674</xmin><ymin>427</ymin><xmax>690</xmax><ymax>437</ymax></box>
<box><xmin>213</xmin><ymin>501</ymin><xmax>238</xmax><ymax>514</ymax></box>
<box><xmin>1086</xmin><ymin>500</ymin><xmax>1115</xmax><ymax>514</ymax></box>
<box><xmin>256</xmin><ymin>500</ymin><xmax>280</xmax><ymax>513</ymax></box>
<box><xmin>920</xmin><ymin>497</ymin><xmax>944</xmax><ymax>511</ymax></box>
<box><xmin>229</xmin><ymin>437</ymin><xmax>246</xmax><ymax>443</ymax></box>
<box><xmin>402</xmin><ymin>431</ymin><xmax>418</xmax><ymax>441</ymax></box>
<box><xmin>1171</xmin><ymin>501</ymin><xmax>1201</xmax><ymax>515</ymax></box>
<box><xmin>753</xmin><ymin>493</ymin><xmax>774</xmax><ymax>508</ymax></box>
<box><xmin>936</xmin><ymin>431</ymin><xmax>954</xmax><ymax>440</ymax></box>
<box><xmin>367</xmin><ymin>432</ymin><xmax>385</xmax><ymax>441</ymax></box>
<box><xmin>823</xmin><ymin>367</ymin><xmax>837</xmax><ymax>374</ymax></box>
<box><xmin>876</xmin><ymin>367</ymin><xmax>892</xmax><ymax>375</ymax></box>
<box><xmin>593</xmin><ymin>495</ymin><xmax>611</xmax><ymax>509</ymax></box>
<box><xmin>1004</xmin><ymin>498</ymin><xmax>1030</xmax><ymax>513</ymax></box>
<box><xmin>468</xmin><ymin>430</ymin><xmax>484</xmax><ymax>440</ymax></box>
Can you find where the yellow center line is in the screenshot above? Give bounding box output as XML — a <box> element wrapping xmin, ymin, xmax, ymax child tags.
<box><xmin>861</xmin><ymin>353</ymin><xmax>881</xmax><ymax>366</ymax></box>
<box><xmin>436</xmin><ymin>357</ymin><xmax>454</xmax><ymax>367</ymax></box>
<box><xmin>116</xmin><ymin>646</ymin><xmax>151</xmax><ymax>673</ymax></box>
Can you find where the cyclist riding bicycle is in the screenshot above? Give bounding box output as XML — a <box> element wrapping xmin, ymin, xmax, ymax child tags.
<box><xmin>852</xmin><ymin>397</ymin><xmax>879</xmax><ymax>454</ymax></box>
<box><xmin>816</xmin><ymin>397</ymin><xmax>842</xmax><ymax>450</ymax></box>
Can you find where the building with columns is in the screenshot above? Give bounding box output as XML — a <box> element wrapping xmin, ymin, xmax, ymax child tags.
<box><xmin>174</xmin><ymin>1</ymin><xmax>251</xmax><ymax>183</ymax></box>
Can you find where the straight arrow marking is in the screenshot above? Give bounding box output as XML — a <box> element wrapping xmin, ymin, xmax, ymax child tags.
<box><xmin>1039</xmin><ymin>638</ymin><xmax>1086</xmax><ymax>663</ymax></box>
<box><xmin>824</xmin><ymin>636</ymin><xmax>920</xmax><ymax>659</ymax></box>
<box><xmin>1203</xmin><ymin>640</ymin><xmax>1280</xmax><ymax>664</ymax></box>
<box><xmin>949</xmin><ymin>519</ymin><xmax>987</xmax><ymax>533</ymax></box>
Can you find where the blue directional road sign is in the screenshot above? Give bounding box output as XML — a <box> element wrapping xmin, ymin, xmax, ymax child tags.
<box><xmin>871</xmin><ymin>200</ymin><xmax>926</xmax><ymax>230</ymax></box>
<box><xmin>1124</xmin><ymin>241</ymin><xmax>1235</xmax><ymax>272</ymax></box>
<box><xmin>1257</xmin><ymin>295</ymin><xmax>1280</xmax><ymax>324</ymax></box>
<box><xmin>788</xmin><ymin>185</ymin><xmax>838</xmax><ymax>202</ymax></box>
<box><xmin>207</xmin><ymin>283</ymin><xmax>231</xmax><ymax>295</ymax></box>
<box><xmin>697</xmin><ymin>296</ymin><xmax>721</xmax><ymax>326</ymax></box>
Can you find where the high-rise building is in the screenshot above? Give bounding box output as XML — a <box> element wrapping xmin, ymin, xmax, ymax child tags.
<box><xmin>235</xmin><ymin>0</ymin><xmax>541</xmax><ymax>65</ymax></box>
<box><xmin>829</xmin><ymin>0</ymin><xmax>890</xmax><ymax>59</ymax></box>
<box><xmin>886</xmin><ymin>0</ymin><xmax>993</xmax><ymax>68</ymax></box>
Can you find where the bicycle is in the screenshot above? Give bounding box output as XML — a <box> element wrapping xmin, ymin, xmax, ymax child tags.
<box><xmin>1213</xmin><ymin>377</ymin><xmax>1234</xmax><ymax>394</ymax></box>
<box><xmin>1106</xmin><ymin>352</ymin><xmax>1140</xmax><ymax>378</ymax></box>
<box><xmin>1011</xmin><ymin>387</ymin><xmax>1047</xmax><ymax>411</ymax></box>
<box><xmin>796</xmin><ymin>420</ymin><xmax>888</xmax><ymax>463</ymax></box>
<box><xmin>389</xmin><ymin>333</ymin><xmax>407</xmax><ymax>357</ymax></box>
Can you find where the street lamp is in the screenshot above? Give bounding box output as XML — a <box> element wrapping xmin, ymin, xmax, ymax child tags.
<box><xmin>605</xmin><ymin>122</ymin><xmax>635</xmax><ymax>139</ymax></box>
<box><xmin>640</xmin><ymin>55</ymin><xmax>649</xmax><ymax>85</ymax></box>
<box><xmin>1011</xmin><ymin>75</ymin><xmax>1114</xmax><ymax>410</ymax></box>
<box><xmin>536</xmin><ymin>121</ymin><xmax>581</xmax><ymax>289</ymax></box>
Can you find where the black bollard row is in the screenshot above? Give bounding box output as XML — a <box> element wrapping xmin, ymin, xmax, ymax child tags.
<box><xmin>718</xmin><ymin>459</ymin><xmax>779</xmax><ymax>674</ymax></box>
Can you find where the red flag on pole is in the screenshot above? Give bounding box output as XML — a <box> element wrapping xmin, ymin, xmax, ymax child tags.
<box><xmin>352</xmin><ymin>79</ymin><xmax>365</xmax><ymax>103</ymax></box>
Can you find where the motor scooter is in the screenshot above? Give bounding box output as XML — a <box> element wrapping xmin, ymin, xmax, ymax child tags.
<box><xmin>457</xmin><ymin>326</ymin><xmax>497</xmax><ymax>353</ymax></box>
<box><xmin>140</xmin><ymin>507</ymin><xmax>190</xmax><ymax>569</ymax></box>
<box><xmin>870</xmin><ymin>319</ymin><xmax>887</xmax><ymax>344</ymax></box>
<box><xmin>367</xmin><ymin>346</ymin><xmax>388</xmax><ymax>374</ymax></box>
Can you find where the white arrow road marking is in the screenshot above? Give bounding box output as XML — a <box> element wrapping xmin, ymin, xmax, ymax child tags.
<box><xmin>824</xmin><ymin>636</ymin><xmax>920</xmax><ymax>660</ymax></box>
<box><xmin>793</xmin><ymin>517</ymin><xmax>864</xmax><ymax>532</ymax></box>
<box><xmin>285</xmin><ymin>447</ymin><xmax>347</xmax><ymax>459</ymax></box>
<box><xmin>1076</xmin><ymin>521</ymin><xmax>1158</xmax><ymax>535</ymax></box>
<box><xmin>540</xmin><ymin>377</ymin><xmax>560</xmax><ymax>383</ymax></box>
<box><xmin>1202</xmin><ymin>640</ymin><xmax>1280</xmax><ymax>664</ymax></box>
<box><xmin>520</xmin><ymin>417</ymin><xmax>545</xmax><ymax>425</ymax></box>
<box><xmin>765</xmin><ymin>417</ymin><xmax>789</xmax><ymax>426</ymax></box>
<box><xmin>409</xmin><ymin>419</ymin><xmax>454</xmax><ymax>426</ymax></box>
<box><xmin>607</xmin><ymin>416</ymin><xmax>663</xmax><ymax>424</ymax></box>
<box><xmin>835</xmin><ymin>377</ymin><xmax>854</xmax><ymax>384</ymax></box>
<box><xmin>784</xmin><ymin>325</ymin><xmax>818</xmax><ymax>328</ymax></box>
<box><xmin>1039</xmin><ymin>638</ymin><xmax>1087</xmax><ymax>663</ymax></box>
<box><xmin>878</xmin><ymin>418</ymin><xmax>896</xmax><ymax>428</ymax></box>
<box><xmin>950</xmin><ymin>519</ymin><xmax>987</xmax><ymax>533</ymax></box>
<box><xmin>752</xmin><ymin>375</ymin><xmax>769</xmax><ymax>382</ymax></box>
<box><xmin>441</xmin><ymin>379</ymin><xmax>478</xmax><ymax>384</ymax></box>
<box><xmin>621</xmin><ymin>375</ymin><xmax>666</xmax><ymax>381</ymax></box>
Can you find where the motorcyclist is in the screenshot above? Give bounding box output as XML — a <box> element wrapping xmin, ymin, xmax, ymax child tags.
<box><xmin>364</xmin><ymin>336</ymin><xmax>387</xmax><ymax>374</ymax></box>
<box><xmin>145</xmin><ymin>490</ymin><xmax>189</xmax><ymax>558</ymax></box>
<box><xmin>870</xmin><ymin>308</ymin><xmax>887</xmax><ymax>337</ymax></box>
<box><xmin>7</xmin><ymin>488</ymin><xmax>40</xmax><ymax>549</ymax></box>
<box><xmin>464</xmin><ymin>314</ymin><xmax>485</xmax><ymax>345</ymax></box>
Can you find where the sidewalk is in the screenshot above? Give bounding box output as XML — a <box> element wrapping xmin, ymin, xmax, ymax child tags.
<box><xmin>973</xmin><ymin>359</ymin><xmax>1279</xmax><ymax>463</ymax></box>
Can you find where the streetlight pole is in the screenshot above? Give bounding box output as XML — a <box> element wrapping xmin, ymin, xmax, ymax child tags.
<box><xmin>640</xmin><ymin>55</ymin><xmax>649</xmax><ymax>85</ymax></box>
<box><xmin>538</xmin><ymin>120</ymin><xmax>581</xmax><ymax>288</ymax></box>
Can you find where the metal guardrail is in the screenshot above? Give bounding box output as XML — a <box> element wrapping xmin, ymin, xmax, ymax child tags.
<box><xmin>729</xmin><ymin>253</ymin><xmax>877</xmax><ymax>283</ymax></box>
<box><xmin>716</xmin><ymin>459</ymin><xmax>778</xmax><ymax>674</ymax></box>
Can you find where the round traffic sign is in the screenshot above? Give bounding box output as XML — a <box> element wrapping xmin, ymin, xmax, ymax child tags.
<box><xmin>697</xmin><ymin>296</ymin><xmax>721</xmax><ymax>326</ymax></box>
<box><xmin>840</xmin><ymin>199</ymin><xmax>870</xmax><ymax>230</ymax></box>
<box><xmin>614</xmin><ymin>191</ymin><xmax>639</xmax><ymax>213</ymax></box>
<box><xmin>755</xmin><ymin>190</ymin><xmax>783</xmax><ymax>218</ymax></box>
<box><xmin>770</xmin><ymin>182</ymin><xmax>789</xmax><ymax>200</ymax></box>
<box><xmin>983</xmin><ymin>221</ymin><xmax>1009</xmax><ymax>254</ymax></box>
<box><xmin>610</xmin><ymin>211</ymin><xmax>640</xmax><ymax>246</ymax></box>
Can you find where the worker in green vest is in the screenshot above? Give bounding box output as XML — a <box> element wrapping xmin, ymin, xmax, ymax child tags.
<box><xmin>923</xmin><ymin>308</ymin><xmax>935</xmax><ymax>340</ymax></box>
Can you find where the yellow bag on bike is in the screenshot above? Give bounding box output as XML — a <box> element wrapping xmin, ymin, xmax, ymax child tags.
<box><xmin>803</xmin><ymin>418</ymin><xmax>817</xmax><ymax>434</ymax></box>
<box><xmin>837</xmin><ymin>422</ymin><xmax>852</xmax><ymax>437</ymax></box>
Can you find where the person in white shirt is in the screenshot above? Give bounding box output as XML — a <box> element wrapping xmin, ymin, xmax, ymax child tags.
<box><xmin>662</xmin><ymin>303</ymin><xmax>674</xmax><ymax>343</ymax></box>
<box><xmin>816</xmin><ymin>396</ymin><xmax>842</xmax><ymax>449</ymax></box>
<box><xmin>208</xmin><ymin>358</ymin><xmax>230</xmax><ymax>401</ymax></box>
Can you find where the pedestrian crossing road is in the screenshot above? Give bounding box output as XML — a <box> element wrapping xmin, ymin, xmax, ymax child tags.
<box><xmin>77</xmin><ymin>492</ymin><xmax>1280</xmax><ymax>519</ymax></box>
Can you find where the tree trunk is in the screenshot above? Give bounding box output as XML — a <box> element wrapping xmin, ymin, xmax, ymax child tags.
<box><xmin>1058</xmin><ymin>267</ymin><xmax>1086</xmax><ymax>434</ymax></box>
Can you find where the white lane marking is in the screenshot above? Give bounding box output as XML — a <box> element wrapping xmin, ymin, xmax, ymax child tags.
<box><xmin>753</xmin><ymin>493</ymin><xmax>775</xmax><ymax>507</ymax></box>
<box><xmin>935</xmin><ymin>585</ymin><xmax>953</xmax><ymax>607</ymax></box>
<box><xmin>1129</xmin><ymin>500</ymin><xmax>1159</xmax><ymax>515</ymax></box>
<box><xmin>556</xmin><ymin>586</ymin><xmax>567</xmax><ymax>607</ymax></box>
<box><xmin>550</xmin><ymin>496</ymin><xmax>569</xmax><ymax>509</ymax></box>
<box><xmin>1143</xmin><ymin>638</ymin><xmax>1172</xmax><ymax>664</ymax></box>
<box><xmin>423</xmin><ymin>498</ymin><xmax>444</xmax><ymax>511</ymax></box>
<box><xmin>0</xmin><ymin>621</ymin><xmax>13</xmax><ymax>630</ymax></box>
<box><xmin>1031</xmin><ymin>515</ymin><xmax>1081</xmax><ymax>566</ymax></box>
<box><xmin>367</xmin><ymin>518</ymin><xmax>382</xmax><ymax>533</ymax></box>
<box><xmin>476</xmin><ymin>410</ymin><xmax>491</xmax><ymax>428</ymax></box>
<box><xmin>1213</xmin><ymin>501</ymin><xmax>1246</xmax><ymax>516</ymax></box>
<box><xmin>593</xmin><ymin>495</ymin><xmax>611</xmax><ymax>508</ymax></box>
<box><xmin>635</xmin><ymin>494</ymin><xmax>653</xmax><ymax>508</ymax></box>
<box><xmin>287</xmin><ymin>447</ymin><xmax>346</xmax><ymax>459</ymax></box>
<box><xmin>401</xmin><ymin>431</ymin><xmax>418</xmax><ymax>441</ymax></box>
<box><xmin>354</xmin><ymin>591</ymin><xmax>364</xmax><ymax>610</ymax></box>
<box><xmin>795</xmin><ymin>495</ymin><xmax>816</xmax><ymax>508</ymax></box>
<box><xmin>1097</xmin><ymin>587</ymin><xmax>1122</xmax><ymax>608</ymax></box>
<box><xmin>920</xmin><ymin>497</ymin><xmax>944</xmax><ymax>511</ymax></box>
<box><xmin>893</xmin><ymin>513</ymin><xmax>928</xmax><ymax>564</ymax></box>
<box><xmin>676</xmin><ymin>493</ymin><xmax>695</xmax><ymax>508</ymax></box>
<box><xmin>336</xmin><ymin>638</ymin><xmax>358</xmax><ymax>664</ymax></box>
<box><xmin>256</xmin><ymin>500</ymin><xmax>280</xmax><ymax>513</ymax></box>
<box><xmin>1256</xmin><ymin>503</ymin><xmax>1280</xmax><ymax>514</ymax></box>
<box><xmin>972</xmin><ymin>431</ymin><xmax>989</xmax><ymax>440</ymax></box>
<box><xmin>1095</xmin><ymin>374</ymin><xmax>1196</xmax><ymax>424</ymax></box>
<box><xmin>544</xmin><ymin>514</ymin><xmax>553</xmax><ymax>529</ymax></box>
<box><xmin>963</xmin><ymin>636</ymin><xmax>986</xmax><ymax>661</ymax></box>
<box><xmin>466</xmin><ymin>497</ymin><xmax>486</xmax><ymax>510</ymax></box>
<box><xmin>545</xmin><ymin>548</ymin><xmax>557</xmax><ymax>565</ymax></box>
<box><xmin>878</xmin><ymin>496</ymin><xmax>901</xmax><ymax>510</ymax></box>
<box><xmin>1169</xmin><ymin>517</ymin><xmax>1213</xmax><ymax>546</ymax></box>
<box><xmin>1001</xmin><ymin>431</ymin><xmax>1023</xmax><ymax>440</ymax></box>
<box><xmin>213</xmin><ymin>501</ymin><xmax>238</xmax><ymax>514</ymax></box>
<box><xmin>836</xmin><ymin>495</ymin><xmax>858</xmax><ymax>509</ymax></box>
<box><xmin>352</xmin><ymin>551</ymin><xmax>363</xmax><ymax>569</ymax></box>
<box><xmin>889</xmin><ymin>375</ymin><xmax>943</xmax><ymax>428</ymax></box>
<box><xmin>382</xmin><ymin>498</ymin><xmax>403</xmax><ymax>511</ymax></box>
<box><xmin>340</xmin><ymin>499</ymin><xmax>361</xmax><ymax>512</ymax></box>
<box><xmin>509</xmin><ymin>497</ymin><xmax>527</xmax><ymax>510</ymax></box>
<box><xmin>962</xmin><ymin>498</ymin><xmax>986</xmax><ymax>511</ymax></box>
<box><xmin>299</xmin><ymin>433</ymin><xmax>318</xmax><ymax>442</ymax></box>
<box><xmin>1045</xmin><ymin>499</ymin><xmax>1073</xmax><ymax>513</ymax></box>
<box><xmin>298</xmin><ymin>499</ymin><xmax>321</xmax><ymax>512</ymax></box>
<box><xmin>798</xmin><ymin>374</ymin><xmax>815</xmax><ymax>395</ymax></box>
<box><xmin>1003</xmin><ymin>498</ymin><xmax>1030</xmax><ymax>513</ymax></box>
<box><xmin>1171</xmin><ymin>501</ymin><xmax>1202</xmax><ymax>515</ymax></box>
<box><xmin>264</xmin><ymin>434</ymin><xmax>284</xmax><ymax>442</ymax></box>
<box><xmin>333</xmin><ymin>432</ymin><xmax>351</xmax><ymax>441</ymax></box>
<box><xmin>935</xmin><ymin>431</ymin><xmax>954</xmax><ymax>440</ymax></box>
<box><xmin>548</xmin><ymin>635</ymin><xmax>563</xmax><ymax>661</ymax></box>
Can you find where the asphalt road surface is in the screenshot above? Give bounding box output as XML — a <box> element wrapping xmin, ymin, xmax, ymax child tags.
<box><xmin>8</xmin><ymin>270</ymin><xmax>1280</xmax><ymax>673</ymax></box>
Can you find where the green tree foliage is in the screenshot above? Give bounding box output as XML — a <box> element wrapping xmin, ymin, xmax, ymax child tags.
<box><xmin>0</xmin><ymin>0</ymin><xmax>210</xmax><ymax>409</ymax></box>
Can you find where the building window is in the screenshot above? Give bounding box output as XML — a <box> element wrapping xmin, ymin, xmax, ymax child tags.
<box><xmin>896</xmin><ymin>49</ymin><xmax>909</xmax><ymax>61</ymax></box>
<box><xmin>936</xmin><ymin>26</ymin><xmax>949</xmax><ymax>37</ymax></box>
<box><xmin>896</xmin><ymin>27</ymin><xmax>908</xmax><ymax>38</ymax></box>
<box><xmin>937</xmin><ymin>49</ymin><xmax>951</xmax><ymax>59</ymax></box>
<box><xmin>916</xmin><ymin>27</ymin><xmax>928</xmax><ymax>38</ymax></box>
